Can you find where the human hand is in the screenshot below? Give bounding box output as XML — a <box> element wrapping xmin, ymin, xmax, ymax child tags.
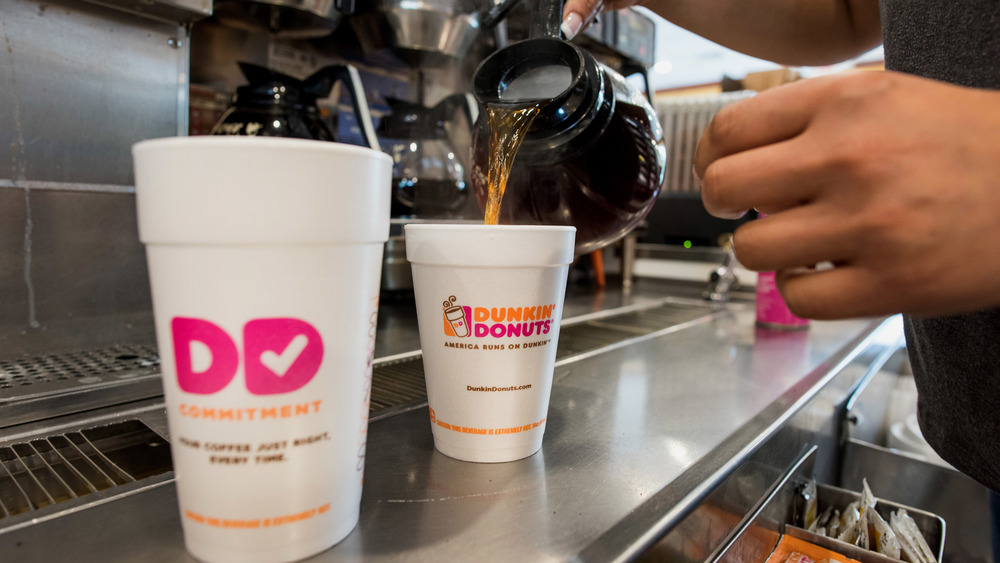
<box><xmin>694</xmin><ymin>71</ymin><xmax>1000</xmax><ymax>319</ymax></box>
<box><xmin>561</xmin><ymin>0</ymin><xmax>643</xmax><ymax>39</ymax></box>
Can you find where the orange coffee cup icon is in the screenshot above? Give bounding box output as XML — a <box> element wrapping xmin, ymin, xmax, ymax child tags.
<box><xmin>444</xmin><ymin>306</ymin><xmax>470</xmax><ymax>337</ymax></box>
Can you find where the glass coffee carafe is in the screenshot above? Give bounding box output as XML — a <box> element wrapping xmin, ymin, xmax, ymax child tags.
<box><xmin>211</xmin><ymin>62</ymin><xmax>380</xmax><ymax>149</ymax></box>
<box><xmin>377</xmin><ymin>94</ymin><xmax>479</xmax><ymax>219</ymax></box>
<box><xmin>471</xmin><ymin>34</ymin><xmax>667</xmax><ymax>254</ymax></box>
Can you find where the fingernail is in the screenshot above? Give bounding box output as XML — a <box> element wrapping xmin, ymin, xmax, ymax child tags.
<box><xmin>691</xmin><ymin>164</ymin><xmax>702</xmax><ymax>186</ymax></box>
<box><xmin>561</xmin><ymin>12</ymin><xmax>583</xmax><ymax>40</ymax></box>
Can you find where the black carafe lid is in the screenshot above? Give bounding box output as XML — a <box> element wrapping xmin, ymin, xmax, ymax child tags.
<box><xmin>234</xmin><ymin>62</ymin><xmax>338</xmax><ymax>106</ymax></box>
<box><xmin>472</xmin><ymin>38</ymin><xmax>613</xmax><ymax>164</ymax></box>
<box><xmin>220</xmin><ymin>62</ymin><xmax>381</xmax><ymax>148</ymax></box>
<box><xmin>473</xmin><ymin>38</ymin><xmax>599</xmax><ymax>133</ymax></box>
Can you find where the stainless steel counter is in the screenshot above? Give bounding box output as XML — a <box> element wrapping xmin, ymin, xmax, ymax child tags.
<box><xmin>0</xmin><ymin>278</ymin><xmax>902</xmax><ymax>562</ymax></box>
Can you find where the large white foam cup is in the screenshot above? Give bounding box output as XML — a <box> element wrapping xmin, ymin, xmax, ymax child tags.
<box><xmin>133</xmin><ymin>137</ymin><xmax>391</xmax><ymax>563</ymax></box>
<box><xmin>405</xmin><ymin>224</ymin><xmax>575</xmax><ymax>463</ymax></box>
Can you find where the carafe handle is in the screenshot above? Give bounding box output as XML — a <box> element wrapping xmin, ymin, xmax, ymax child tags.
<box><xmin>479</xmin><ymin>0</ymin><xmax>525</xmax><ymax>29</ymax></box>
<box><xmin>305</xmin><ymin>64</ymin><xmax>382</xmax><ymax>151</ymax></box>
<box><xmin>434</xmin><ymin>93</ymin><xmax>481</xmax><ymax>133</ymax></box>
<box><xmin>530</xmin><ymin>0</ymin><xmax>563</xmax><ymax>39</ymax></box>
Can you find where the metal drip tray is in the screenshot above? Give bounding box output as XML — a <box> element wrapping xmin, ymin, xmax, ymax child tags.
<box><xmin>369</xmin><ymin>301</ymin><xmax>717</xmax><ymax>421</ymax></box>
<box><xmin>370</xmin><ymin>355</ymin><xmax>429</xmax><ymax>419</ymax></box>
<box><xmin>0</xmin><ymin>345</ymin><xmax>159</xmax><ymax>395</ymax></box>
<box><xmin>0</xmin><ymin>419</ymin><xmax>172</xmax><ymax>527</ymax></box>
<box><xmin>0</xmin><ymin>346</ymin><xmax>163</xmax><ymax>429</ymax></box>
<box><xmin>0</xmin><ymin>302</ymin><xmax>717</xmax><ymax>427</ymax></box>
<box><xmin>0</xmin><ymin>298</ymin><xmax>723</xmax><ymax>538</ymax></box>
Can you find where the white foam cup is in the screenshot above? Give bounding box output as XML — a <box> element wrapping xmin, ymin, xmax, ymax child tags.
<box><xmin>404</xmin><ymin>224</ymin><xmax>576</xmax><ymax>463</ymax></box>
<box><xmin>133</xmin><ymin>137</ymin><xmax>391</xmax><ymax>563</ymax></box>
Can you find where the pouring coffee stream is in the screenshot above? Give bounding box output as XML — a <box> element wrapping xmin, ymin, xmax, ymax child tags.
<box><xmin>471</xmin><ymin>3</ymin><xmax>667</xmax><ymax>254</ymax></box>
<box><xmin>481</xmin><ymin>104</ymin><xmax>540</xmax><ymax>225</ymax></box>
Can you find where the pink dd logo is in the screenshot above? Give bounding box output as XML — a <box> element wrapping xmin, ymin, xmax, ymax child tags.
<box><xmin>171</xmin><ymin>317</ymin><xmax>324</xmax><ymax>395</ymax></box>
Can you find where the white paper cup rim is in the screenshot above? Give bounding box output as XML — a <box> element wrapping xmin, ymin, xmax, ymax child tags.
<box><xmin>133</xmin><ymin>136</ymin><xmax>391</xmax><ymax>246</ymax></box>
<box><xmin>133</xmin><ymin>135</ymin><xmax>388</xmax><ymax>158</ymax></box>
<box><xmin>404</xmin><ymin>224</ymin><xmax>576</xmax><ymax>267</ymax></box>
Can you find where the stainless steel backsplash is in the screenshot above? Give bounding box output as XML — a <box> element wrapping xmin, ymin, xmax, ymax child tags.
<box><xmin>1</xmin><ymin>0</ymin><xmax>191</xmax><ymax>357</ymax></box>
<box><xmin>0</xmin><ymin>0</ymin><xmax>588</xmax><ymax>358</ymax></box>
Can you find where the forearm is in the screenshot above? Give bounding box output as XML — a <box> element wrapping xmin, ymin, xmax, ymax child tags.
<box><xmin>580</xmin><ymin>0</ymin><xmax>882</xmax><ymax>66</ymax></box>
<box><xmin>649</xmin><ymin>0</ymin><xmax>881</xmax><ymax>65</ymax></box>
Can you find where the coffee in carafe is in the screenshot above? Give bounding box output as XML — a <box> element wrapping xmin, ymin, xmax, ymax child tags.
<box><xmin>378</xmin><ymin>94</ymin><xmax>479</xmax><ymax>219</ymax></box>
<box><xmin>471</xmin><ymin>38</ymin><xmax>667</xmax><ymax>254</ymax></box>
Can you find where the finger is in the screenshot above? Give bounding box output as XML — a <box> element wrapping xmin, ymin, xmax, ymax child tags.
<box><xmin>699</xmin><ymin>135</ymin><xmax>827</xmax><ymax>219</ymax></box>
<box><xmin>562</xmin><ymin>0</ymin><xmax>602</xmax><ymax>39</ymax></box>
<box><xmin>731</xmin><ymin>205</ymin><xmax>856</xmax><ymax>272</ymax></box>
<box><xmin>694</xmin><ymin>75</ymin><xmax>843</xmax><ymax>180</ymax></box>
<box><xmin>776</xmin><ymin>266</ymin><xmax>895</xmax><ymax>319</ymax></box>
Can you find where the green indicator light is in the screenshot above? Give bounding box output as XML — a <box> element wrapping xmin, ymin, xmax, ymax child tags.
<box><xmin>683</xmin><ymin>240</ymin><xmax>693</xmax><ymax>249</ymax></box>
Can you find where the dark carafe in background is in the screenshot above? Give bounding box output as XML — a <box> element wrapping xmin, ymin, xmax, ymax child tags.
<box><xmin>210</xmin><ymin>62</ymin><xmax>380</xmax><ymax>150</ymax></box>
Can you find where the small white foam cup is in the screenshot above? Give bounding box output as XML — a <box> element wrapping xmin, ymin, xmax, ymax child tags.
<box><xmin>133</xmin><ymin>137</ymin><xmax>391</xmax><ymax>563</ymax></box>
<box><xmin>405</xmin><ymin>224</ymin><xmax>575</xmax><ymax>463</ymax></box>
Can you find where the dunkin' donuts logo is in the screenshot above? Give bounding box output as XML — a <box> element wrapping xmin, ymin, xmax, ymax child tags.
<box><xmin>171</xmin><ymin>317</ymin><xmax>323</xmax><ymax>395</ymax></box>
<box><xmin>441</xmin><ymin>295</ymin><xmax>556</xmax><ymax>339</ymax></box>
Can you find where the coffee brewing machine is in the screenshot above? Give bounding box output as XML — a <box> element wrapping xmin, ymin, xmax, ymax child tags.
<box><xmin>8</xmin><ymin>6</ymin><xmax>995</xmax><ymax>560</ymax></box>
<box><xmin>0</xmin><ymin>0</ymin><xmax>655</xmax><ymax>364</ymax></box>
<box><xmin>187</xmin><ymin>0</ymin><xmax>657</xmax><ymax>290</ymax></box>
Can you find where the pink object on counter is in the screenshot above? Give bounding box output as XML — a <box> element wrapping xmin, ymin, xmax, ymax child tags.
<box><xmin>755</xmin><ymin>271</ymin><xmax>810</xmax><ymax>330</ymax></box>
